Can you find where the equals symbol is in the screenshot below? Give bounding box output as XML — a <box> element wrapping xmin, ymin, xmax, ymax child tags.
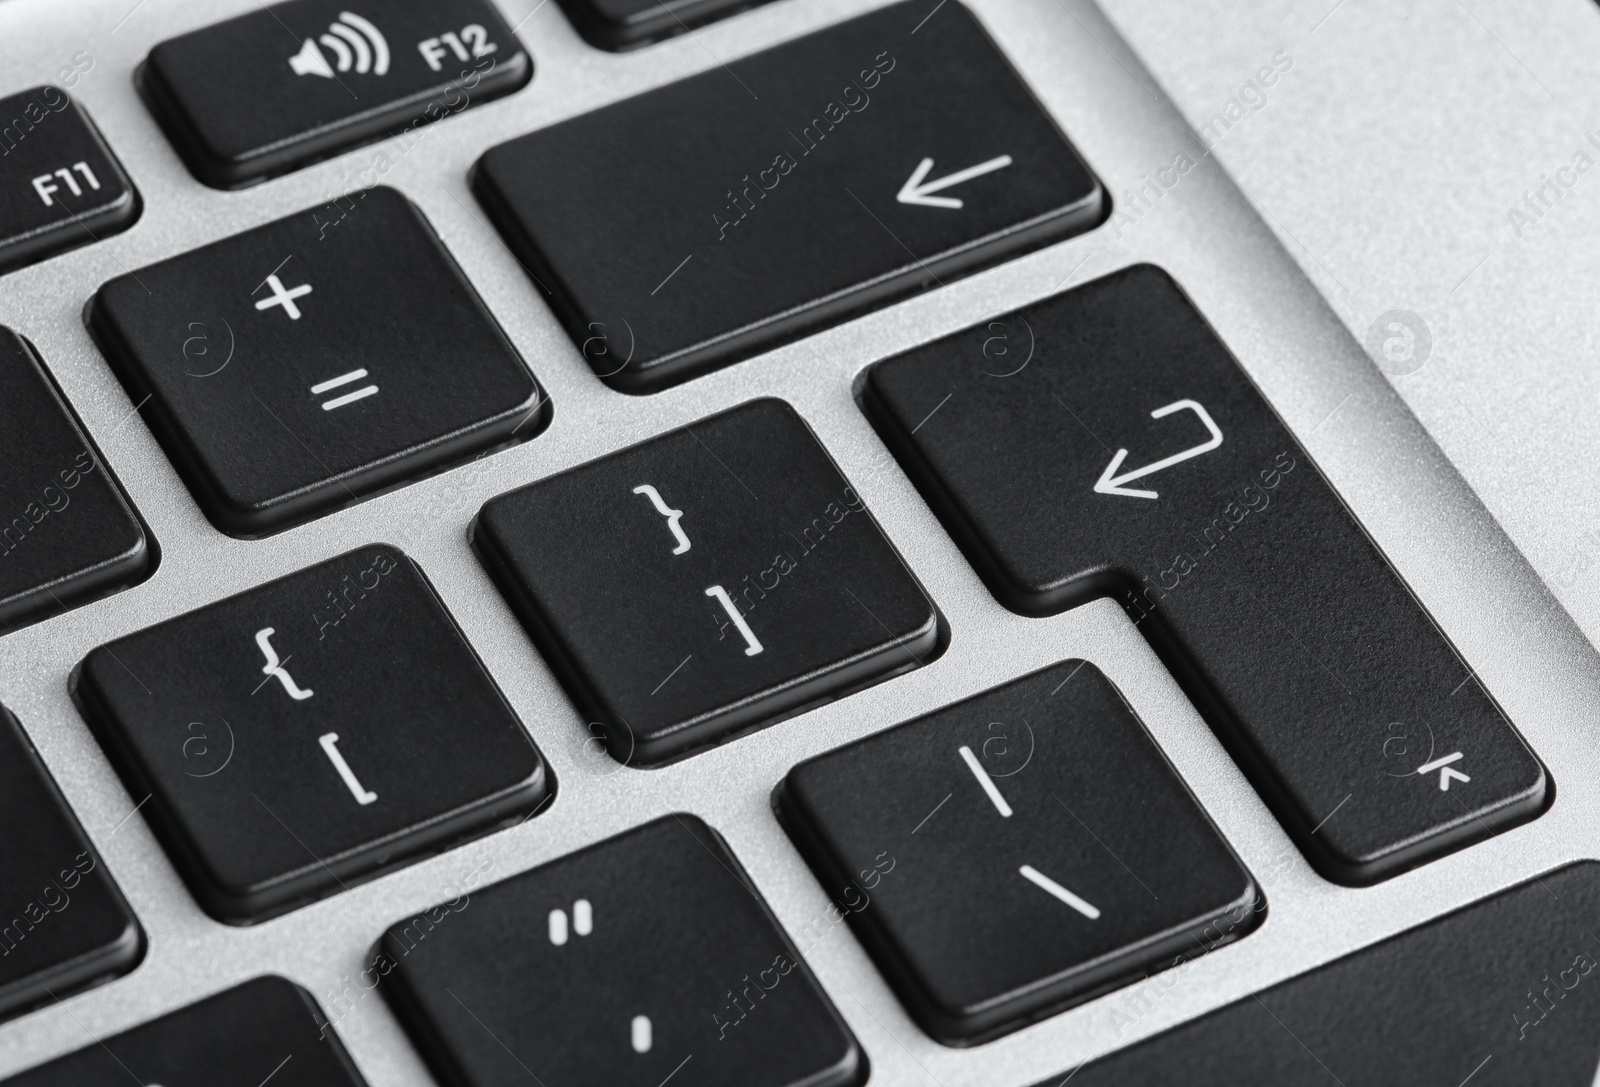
<box><xmin>310</xmin><ymin>368</ymin><xmax>378</xmax><ymax>411</ymax></box>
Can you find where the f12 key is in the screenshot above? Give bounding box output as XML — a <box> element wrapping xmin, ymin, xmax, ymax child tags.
<box><xmin>142</xmin><ymin>0</ymin><xmax>531</xmax><ymax>187</ymax></box>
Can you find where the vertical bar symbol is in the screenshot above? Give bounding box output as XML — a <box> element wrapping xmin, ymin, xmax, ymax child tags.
<box><xmin>631</xmin><ymin>1014</ymin><xmax>652</xmax><ymax>1053</ymax></box>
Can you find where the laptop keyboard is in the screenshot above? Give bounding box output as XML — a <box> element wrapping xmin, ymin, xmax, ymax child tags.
<box><xmin>0</xmin><ymin>0</ymin><xmax>1587</xmax><ymax>1082</ymax></box>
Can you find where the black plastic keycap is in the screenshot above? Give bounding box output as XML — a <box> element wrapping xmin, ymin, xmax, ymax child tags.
<box><xmin>142</xmin><ymin>0</ymin><xmax>530</xmax><ymax>187</ymax></box>
<box><xmin>73</xmin><ymin>545</ymin><xmax>549</xmax><ymax>923</ymax></box>
<box><xmin>863</xmin><ymin>265</ymin><xmax>1546</xmax><ymax>885</ymax></box>
<box><xmin>0</xmin><ymin>329</ymin><xmax>150</xmax><ymax>634</ymax></box>
<box><xmin>474</xmin><ymin>0</ymin><xmax>1103</xmax><ymax>392</ymax></box>
<box><xmin>89</xmin><ymin>186</ymin><xmax>545</xmax><ymax>537</ymax></box>
<box><xmin>378</xmin><ymin>814</ymin><xmax>866</xmax><ymax>1087</ymax></box>
<box><xmin>474</xmin><ymin>398</ymin><xmax>939</xmax><ymax>766</ymax></box>
<box><xmin>1057</xmin><ymin>861</ymin><xmax>1600</xmax><ymax>1085</ymax></box>
<box><xmin>0</xmin><ymin>85</ymin><xmax>138</xmax><ymax>274</ymax></box>
<box><xmin>780</xmin><ymin>660</ymin><xmax>1258</xmax><ymax>1045</ymax></box>
<box><xmin>557</xmin><ymin>0</ymin><xmax>775</xmax><ymax>50</ymax></box>
<box><xmin>0</xmin><ymin>704</ymin><xmax>141</xmax><ymax>1022</ymax></box>
<box><xmin>2</xmin><ymin>976</ymin><xmax>366</xmax><ymax>1085</ymax></box>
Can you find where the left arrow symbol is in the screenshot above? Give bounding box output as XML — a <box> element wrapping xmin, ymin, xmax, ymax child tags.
<box><xmin>897</xmin><ymin>155</ymin><xmax>1014</xmax><ymax>209</ymax></box>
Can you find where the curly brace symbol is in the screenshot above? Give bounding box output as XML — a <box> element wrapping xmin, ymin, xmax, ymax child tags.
<box><xmin>255</xmin><ymin>627</ymin><xmax>313</xmax><ymax>701</ymax></box>
<box><xmin>632</xmin><ymin>484</ymin><xmax>691</xmax><ymax>555</ymax></box>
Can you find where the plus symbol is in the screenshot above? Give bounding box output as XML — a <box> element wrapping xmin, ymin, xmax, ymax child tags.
<box><xmin>254</xmin><ymin>273</ymin><xmax>313</xmax><ymax>320</ymax></box>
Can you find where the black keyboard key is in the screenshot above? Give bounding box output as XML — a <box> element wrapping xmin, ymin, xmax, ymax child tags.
<box><xmin>378</xmin><ymin>814</ymin><xmax>865</xmax><ymax>1087</ymax></box>
<box><xmin>558</xmin><ymin>0</ymin><xmax>775</xmax><ymax>51</ymax></box>
<box><xmin>0</xmin><ymin>329</ymin><xmax>151</xmax><ymax>633</ymax></box>
<box><xmin>862</xmin><ymin>265</ymin><xmax>1546</xmax><ymax>885</ymax></box>
<box><xmin>3</xmin><ymin>975</ymin><xmax>365</xmax><ymax>1085</ymax></box>
<box><xmin>0</xmin><ymin>86</ymin><xmax>138</xmax><ymax>274</ymax></box>
<box><xmin>89</xmin><ymin>186</ymin><xmax>546</xmax><ymax>537</ymax></box>
<box><xmin>1057</xmin><ymin>861</ymin><xmax>1600</xmax><ymax>1085</ymax></box>
<box><xmin>73</xmin><ymin>545</ymin><xmax>549</xmax><ymax>923</ymax></box>
<box><xmin>474</xmin><ymin>0</ymin><xmax>1104</xmax><ymax>392</ymax></box>
<box><xmin>779</xmin><ymin>660</ymin><xmax>1258</xmax><ymax>1045</ymax></box>
<box><xmin>474</xmin><ymin>398</ymin><xmax>938</xmax><ymax>766</ymax></box>
<box><xmin>142</xmin><ymin>0</ymin><xmax>530</xmax><ymax>188</ymax></box>
<box><xmin>0</xmin><ymin>704</ymin><xmax>141</xmax><ymax>1021</ymax></box>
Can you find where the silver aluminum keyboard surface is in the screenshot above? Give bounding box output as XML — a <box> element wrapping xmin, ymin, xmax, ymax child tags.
<box><xmin>1101</xmin><ymin>0</ymin><xmax>1600</xmax><ymax>668</ymax></box>
<box><xmin>2</xmin><ymin>0</ymin><xmax>1598</xmax><ymax>1083</ymax></box>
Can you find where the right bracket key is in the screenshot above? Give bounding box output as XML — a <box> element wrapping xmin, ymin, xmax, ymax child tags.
<box><xmin>862</xmin><ymin>263</ymin><xmax>1548</xmax><ymax>885</ymax></box>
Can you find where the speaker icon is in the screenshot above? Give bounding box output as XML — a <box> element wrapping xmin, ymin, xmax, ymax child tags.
<box><xmin>288</xmin><ymin>12</ymin><xmax>390</xmax><ymax>79</ymax></box>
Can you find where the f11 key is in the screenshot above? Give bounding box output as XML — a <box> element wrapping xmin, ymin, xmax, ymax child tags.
<box><xmin>0</xmin><ymin>85</ymin><xmax>138</xmax><ymax>275</ymax></box>
<box><xmin>475</xmin><ymin>0</ymin><xmax>1104</xmax><ymax>391</ymax></box>
<box><xmin>863</xmin><ymin>265</ymin><xmax>1547</xmax><ymax>885</ymax></box>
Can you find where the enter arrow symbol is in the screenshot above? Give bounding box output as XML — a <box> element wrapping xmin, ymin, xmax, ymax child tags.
<box><xmin>897</xmin><ymin>154</ymin><xmax>1014</xmax><ymax>209</ymax></box>
<box><xmin>1094</xmin><ymin>399</ymin><xmax>1224</xmax><ymax>500</ymax></box>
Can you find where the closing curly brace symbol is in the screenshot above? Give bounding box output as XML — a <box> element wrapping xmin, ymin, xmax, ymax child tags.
<box><xmin>632</xmin><ymin>484</ymin><xmax>690</xmax><ymax>554</ymax></box>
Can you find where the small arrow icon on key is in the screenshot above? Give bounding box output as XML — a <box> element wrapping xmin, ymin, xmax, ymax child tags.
<box><xmin>1094</xmin><ymin>399</ymin><xmax>1224</xmax><ymax>500</ymax></box>
<box><xmin>1418</xmin><ymin>752</ymin><xmax>1471</xmax><ymax>791</ymax></box>
<box><xmin>897</xmin><ymin>155</ymin><xmax>1014</xmax><ymax>209</ymax></box>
